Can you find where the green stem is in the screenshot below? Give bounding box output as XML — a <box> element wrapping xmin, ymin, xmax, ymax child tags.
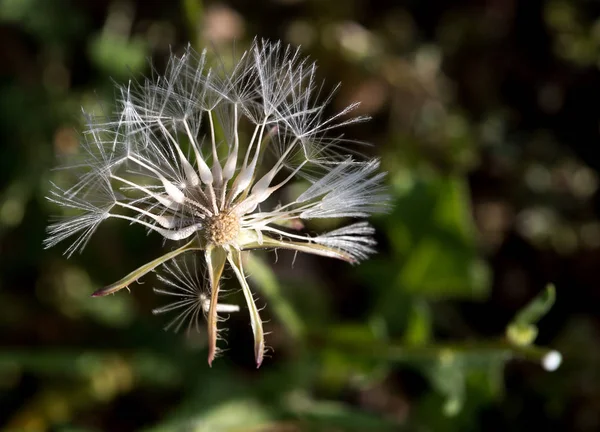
<box><xmin>314</xmin><ymin>330</ymin><xmax>561</xmax><ymax>370</ymax></box>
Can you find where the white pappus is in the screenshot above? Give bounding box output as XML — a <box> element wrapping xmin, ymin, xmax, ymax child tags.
<box><xmin>45</xmin><ymin>39</ymin><xmax>389</xmax><ymax>367</ymax></box>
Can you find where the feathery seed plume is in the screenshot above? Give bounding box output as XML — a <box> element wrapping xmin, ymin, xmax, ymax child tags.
<box><xmin>45</xmin><ymin>39</ymin><xmax>389</xmax><ymax>367</ymax></box>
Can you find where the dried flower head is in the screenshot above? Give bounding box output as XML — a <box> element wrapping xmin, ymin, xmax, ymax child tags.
<box><xmin>45</xmin><ymin>39</ymin><xmax>389</xmax><ymax>367</ymax></box>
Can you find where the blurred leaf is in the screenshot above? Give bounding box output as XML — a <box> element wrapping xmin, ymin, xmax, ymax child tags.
<box><xmin>398</xmin><ymin>175</ymin><xmax>490</xmax><ymax>299</ymax></box>
<box><xmin>433</xmin><ymin>174</ymin><xmax>473</xmax><ymax>240</ymax></box>
<box><xmin>146</xmin><ymin>399</ymin><xmax>272</xmax><ymax>432</ymax></box>
<box><xmin>423</xmin><ymin>350</ymin><xmax>506</xmax><ymax>417</ymax></box>
<box><xmin>291</xmin><ymin>399</ymin><xmax>401</xmax><ymax>431</ymax></box>
<box><xmin>48</xmin><ymin>265</ymin><xmax>136</xmax><ymax>327</ymax></box>
<box><xmin>183</xmin><ymin>0</ymin><xmax>204</xmax><ymax>48</ymax></box>
<box><xmin>0</xmin><ymin>0</ymin><xmax>85</xmax><ymax>43</ymax></box>
<box><xmin>0</xmin><ymin>350</ymin><xmax>181</xmax><ymax>387</ymax></box>
<box><xmin>317</xmin><ymin>323</ymin><xmax>389</xmax><ymax>389</ymax></box>
<box><xmin>245</xmin><ymin>254</ymin><xmax>305</xmax><ymax>340</ymax></box>
<box><xmin>88</xmin><ymin>34</ymin><xmax>148</xmax><ymax>78</ymax></box>
<box><xmin>399</xmin><ymin>238</ymin><xmax>490</xmax><ymax>298</ymax></box>
<box><xmin>0</xmin><ymin>179</ymin><xmax>28</xmax><ymax>231</ymax></box>
<box><xmin>425</xmin><ymin>350</ymin><xmax>466</xmax><ymax>416</ymax></box>
<box><xmin>402</xmin><ymin>300</ymin><xmax>432</xmax><ymax>346</ymax></box>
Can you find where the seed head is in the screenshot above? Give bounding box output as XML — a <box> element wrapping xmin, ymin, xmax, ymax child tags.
<box><xmin>206</xmin><ymin>212</ymin><xmax>240</xmax><ymax>246</ymax></box>
<box><xmin>45</xmin><ymin>38</ymin><xmax>390</xmax><ymax>367</ymax></box>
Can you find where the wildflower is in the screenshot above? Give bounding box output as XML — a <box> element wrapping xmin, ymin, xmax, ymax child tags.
<box><xmin>45</xmin><ymin>39</ymin><xmax>389</xmax><ymax>367</ymax></box>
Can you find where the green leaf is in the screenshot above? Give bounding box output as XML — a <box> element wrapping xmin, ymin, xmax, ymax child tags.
<box><xmin>384</xmin><ymin>174</ymin><xmax>491</xmax><ymax>300</ymax></box>
<box><xmin>399</xmin><ymin>238</ymin><xmax>490</xmax><ymax>299</ymax></box>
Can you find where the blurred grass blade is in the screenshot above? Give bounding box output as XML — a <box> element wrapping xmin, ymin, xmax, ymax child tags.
<box><xmin>402</xmin><ymin>300</ymin><xmax>432</xmax><ymax>346</ymax></box>
<box><xmin>182</xmin><ymin>0</ymin><xmax>204</xmax><ymax>47</ymax></box>
<box><xmin>245</xmin><ymin>254</ymin><xmax>305</xmax><ymax>340</ymax></box>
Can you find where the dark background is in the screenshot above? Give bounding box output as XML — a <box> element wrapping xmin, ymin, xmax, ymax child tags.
<box><xmin>1</xmin><ymin>0</ymin><xmax>600</xmax><ymax>431</ymax></box>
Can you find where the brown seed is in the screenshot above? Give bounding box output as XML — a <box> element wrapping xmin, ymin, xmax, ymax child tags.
<box><xmin>205</xmin><ymin>211</ymin><xmax>240</xmax><ymax>245</ymax></box>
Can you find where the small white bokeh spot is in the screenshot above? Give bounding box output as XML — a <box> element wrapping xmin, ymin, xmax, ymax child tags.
<box><xmin>542</xmin><ymin>350</ymin><xmax>562</xmax><ymax>371</ymax></box>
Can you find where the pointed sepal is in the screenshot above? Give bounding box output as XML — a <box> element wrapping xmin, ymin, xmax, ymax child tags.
<box><xmin>228</xmin><ymin>249</ymin><xmax>265</xmax><ymax>367</ymax></box>
<box><xmin>205</xmin><ymin>246</ymin><xmax>228</xmax><ymax>366</ymax></box>
<box><xmin>91</xmin><ymin>238</ymin><xmax>203</xmax><ymax>297</ymax></box>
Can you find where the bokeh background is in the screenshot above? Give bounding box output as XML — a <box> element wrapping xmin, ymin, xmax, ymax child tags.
<box><xmin>1</xmin><ymin>0</ymin><xmax>600</xmax><ymax>430</ymax></box>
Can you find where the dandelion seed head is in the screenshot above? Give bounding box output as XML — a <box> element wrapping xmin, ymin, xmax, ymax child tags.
<box><xmin>46</xmin><ymin>38</ymin><xmax>390</xmax><ymax>366</ymax></box>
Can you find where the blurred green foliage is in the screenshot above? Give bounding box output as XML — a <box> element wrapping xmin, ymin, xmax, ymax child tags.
<box><xmin>2</xmin><ymin>0</ymin><xmax>600</xmax><ymax>431</ymax></box>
